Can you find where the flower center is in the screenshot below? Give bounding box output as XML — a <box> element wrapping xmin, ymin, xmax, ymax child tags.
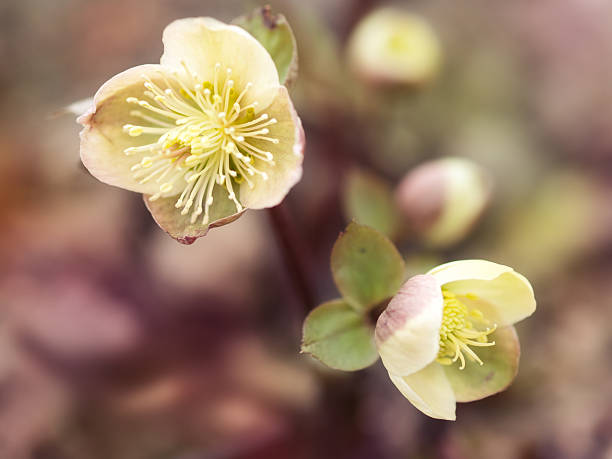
<box><xmin>122</xmin><ymin>61</ymin><xmax>278</xmax><ymax>225</ymax></box>
<box><xmin>436</xmin><ymin>290</ymin><xmax>496</xmax><ymax>370</ymax></box>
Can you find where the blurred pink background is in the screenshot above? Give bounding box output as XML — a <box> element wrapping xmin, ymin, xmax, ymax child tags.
<box><xmin>1</xmin><ymin>1</ymin><xmax>612</xmax><ymax>458</ymax></box>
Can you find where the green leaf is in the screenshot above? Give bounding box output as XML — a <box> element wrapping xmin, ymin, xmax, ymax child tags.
<box><xmin>331</xmin><ymin>222</ymin><xmax>405</xmax><ymax>310</ymax></box>
<box><xmin>342</xmin><ymin>168</ymin><xmax>399</xmax><ymax>239</ymax></box>
<box><xmin>443</xmin><ymin>326</ymin><xmax>520</xmax><ymax>402</ymax></box>
<box><xmin>301</xmin><ymin>299</ymin><xmax>379</xmax><ymax>371</ymax></box>
<box><xmin>233</xmin><ymin>6</ymin><xmax>298</xmax><ymax>87</ymax></box>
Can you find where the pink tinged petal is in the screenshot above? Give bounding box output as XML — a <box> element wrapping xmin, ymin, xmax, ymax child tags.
<box><xmin>375</xmin><ymin>275</ymin><xmax>443</xmax><ymax>376</ymax></box>
<box><xmin>388</xmin><ymin>362</ymin><xmax>456</xmax><ymax>421</ymax></box>
<box><xmin>160</xmin><ymin>17</ymin><xmax>280</xmax><ymax>109</ymax></box>
<box><xmin>238</xmin><ymin>86</ymin><xmax>304</xmax><ymax>209</ymax></box>
<box><xmin>79</xmin><ymin>64</ymin><xmax>180</xmax><ymax>196</ymax></box>
<box><xmin>144</xmin><ymin>185</ymin><xmax>244</xmax><ymax>245</ymax></box>
<box><xmin>429</xmin><ymin>260</ymin><xmax>536</xmax><ymax>327</ymax></box>
<box><xmin>398</xmin><ymin>157</ymin><xmax>492</xmax><ymax>248</ymax></box>
<box><xmin>395</xmin><ymin>160</ymin><xmax>446</xmax><ymax>234</ymax></box>
<box><xmin>443</xmin><ymin>326</ymin><xmax>520</xmax><ymax>402</ymax></box>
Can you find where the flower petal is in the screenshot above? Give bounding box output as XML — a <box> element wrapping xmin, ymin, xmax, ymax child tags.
<box><xmin>429</xmin><ymin>260</ymin><xmax>535</xmax><ymax>327</ymax></box>
<box><xmin>388</xmin><ymin>362</ymin><xmax>456</xmax><ymax>420</ymax></box>
<box><xmin>443</xmin><ymin>325</ymin><xmax>520</xmax><ymax>402</ymax></box>
<box><xmin>375</xmin><ymin>275</ymin><xmax>443</xmax><ymax>376</ymax></box>
<box><xmin>238</xmin><ymin>86</ymin><xmax>304</xmax><ymax>209</ymax></box>
<box><xmin>160</xmin><ymin>17</ymin><xmax>280</xmax><ymax>109</ymax></box>
<box><xmin>79</xmin><ymin>64</ymin><xmax>179</xmax><ymax>196</ymax></box>
<box><xmin>427</xmin><ymin>259</ymin><xmax>512</xmax><ymax>285</ymax></box>
<box><xmin>144</xmin><ymin>185</ymin><xmax>244</xmax><ymax>244</ymax></box>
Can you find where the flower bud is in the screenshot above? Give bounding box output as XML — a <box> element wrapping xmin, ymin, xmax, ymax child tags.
<box><xmin>395</xmin><ymin>157</ymin><xmax>492</xmax><ymax>247</ymax></box>
<box><xmin>347</xmin><ymin>8</ymin><xmax>441</xmax><ymax>86</ymax></box>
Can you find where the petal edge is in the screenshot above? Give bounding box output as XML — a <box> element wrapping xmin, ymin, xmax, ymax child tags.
<box><xmin>388</xmin><ymin>363</ymin><xmax>456</xmax><ymax>420</ymax></box>
<box><xmin>375</xmin><ymin>275</ymin><xmax>443</xmax><ymax>376</ymax></box>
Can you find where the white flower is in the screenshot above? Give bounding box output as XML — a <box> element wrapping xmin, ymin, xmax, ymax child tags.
<box><xmin>375</xmin><ymin>260</ymin><xmax>536</xmax><ymax>420</ymax></box>
<box><xmin>79</xmin><ymin>17</ymin><xmax>304</xmax><ymax>243</ymax></box>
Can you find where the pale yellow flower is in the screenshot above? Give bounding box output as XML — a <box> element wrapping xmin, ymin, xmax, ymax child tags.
<box><xmin>395</xmin><ymin>157</ymin><xmax>492</xmax><ymax>248</ymax></box>
<box><xmin>79</xmin><ymin>17</ymin><xmax>304</xmax><ymax>243</ymax></box>
<box><xmin>375</xmin><ymin>260</ymin><xmax>536</xmax><ymax>420</ymax></box>
<box><xmin>347</xmin><ymin>8</ymin><xmax>441</xmax><ymax>86</ymax></box>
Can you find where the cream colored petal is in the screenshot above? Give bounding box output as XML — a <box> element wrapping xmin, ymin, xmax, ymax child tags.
<box><xmin>388</xmin><ymin>363</ymin><xmax>456</xmax><ymax>420</ymax></box>
<box><xmin>444</xmin><ymin>271</ymin><xmax>536</xmax><ymax>327</ymax></box>
<box><xmin>429</xmin><ymin>260</ymin><xmax>535</xmax><ymax>326</ymax></box>
<box><xmin>443</xmin><ymin>326</ymin><xmax>520</xmax><ymax>402</ymax></box>
<box><xmin>160</xmin><ymin>17</ymin><xmax>279</xmax><ymax>109</ymax></box>
<box><xmin>79</xmin><ymin>64</ymin><xmax>180</xmax><ymax>196</ymax></box>
<box><xmin>238</xmin><ymin>86</ymin><xmax>304</xmax><ymax>209</ymax></box>
<box><xmin>429</xmin><ymin>260</ymin><xmax>536</xmax><ymax>327</ymax></box>
<box><xmin>427</xmin><ymin>259</ymin><xmax>513</xmax><ymax>285</ymax></box>
<box><xmin>375</xmin><ymin>275</ymin><xmax>443</xmax><ymax>376</ymax></box>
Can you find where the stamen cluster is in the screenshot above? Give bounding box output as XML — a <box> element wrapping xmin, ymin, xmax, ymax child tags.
<box><xmin>122</xmin><ymin>61</ymin><xmax>279</xmax><ymax>225</ymax></box>
<box><xmin>436</xmin><ymin>290</ymin><xmax>497</xmax><ymax>369</ymax></box>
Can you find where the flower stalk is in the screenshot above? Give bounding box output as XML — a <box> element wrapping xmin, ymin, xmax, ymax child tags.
<box><xmin>267</xmin><ymin>204</ymin><xmax>316</xmax><ymax>314</ymax></box>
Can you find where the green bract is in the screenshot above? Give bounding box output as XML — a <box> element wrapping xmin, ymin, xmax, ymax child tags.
<box><xmin>233</xmin><ymin>6</ymin><xmax>298</xmax><ymax>88</ymax></box>
<box><xmin>78</xmin><ymin>16</ymin><xmax>303</xmax><ymax>244</ymax></box>
<box><xmin>301</xmin><ymin>300</ymin><xmax>379</xmax><ymax>371</ymax></box>
<box><xmin>301</xmin><ymin>223</ymin><xmax>404</xmax><ymax>371</ymax></box>
<box><xmin>331</xmin><ymin>222</ymin><xmax>405</xmax><ymax>311</ymax></box>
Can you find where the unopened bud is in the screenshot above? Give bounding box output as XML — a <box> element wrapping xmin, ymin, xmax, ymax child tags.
<box><xmin>395</xmin><ymin>157</ymin><xmax>492</xmax><ymax>247</ymax></box>
<box><xmin>347</xmin><ymin>8</ymin><xmax>442</xmax><ymax>86</ymax></box>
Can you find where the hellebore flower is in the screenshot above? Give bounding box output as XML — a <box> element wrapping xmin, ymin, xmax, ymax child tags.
<box><xmin>347</xmin><ymin>7</ymin><xmax>441</xmax><ymax>86</ymax></box>
<box><xmin>375</xmin><ymin>260</ymin><xmax>536</xmax><ymax>420</ymax></box>
<box><xmin>78</xmin><ymin>17</ymin><xmax>304</xmax><ymax>243</ymax></box>
<box><xmin>395</xmin><ymin>157</ymin><xmax>492</xmax><ymax>248</ymax></box>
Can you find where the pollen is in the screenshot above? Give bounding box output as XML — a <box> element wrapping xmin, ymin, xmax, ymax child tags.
<box><xmin>121</xmin><ymin>61</ymin><xmax>279</xmax><ymax>224</ymax></box>
<box><xmin>436</xmin><ymin>290</ymin><xmax>496</xmax><ymax>370</ymax></box>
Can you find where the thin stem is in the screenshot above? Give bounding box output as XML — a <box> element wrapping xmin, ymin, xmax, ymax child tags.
<box><xmin>267</xmin><ymin>203</ymin><xmax>316</xmax><ymax>315</ymax></box>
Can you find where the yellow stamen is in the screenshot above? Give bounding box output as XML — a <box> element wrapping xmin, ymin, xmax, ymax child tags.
<box><xmin>122</xmin><ymin>62</ymin><xmax>278</xmax><ymax>223</ymax></box>
<box><xmin>436</xmin><ymin>290</ymin><xmax>496</xmax><ymax>370</ymax></box>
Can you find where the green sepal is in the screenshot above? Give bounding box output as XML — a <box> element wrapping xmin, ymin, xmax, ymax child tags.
<box><xmin>233</xmin><ymin>6</ymin><xmax>298</xmax><ymax>87</ymax></box>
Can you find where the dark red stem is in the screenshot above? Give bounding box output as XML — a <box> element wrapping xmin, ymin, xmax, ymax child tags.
<box><xmin>267</xmin><ymin>204</ymin><xmax>316</xmax><ymax>314</ymax></box>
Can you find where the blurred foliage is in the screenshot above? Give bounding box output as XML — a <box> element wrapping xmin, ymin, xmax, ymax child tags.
<box><xmin>342</xmin><ymin>168</ymin><xmax>399</xmax><ymax>239</ymax></box>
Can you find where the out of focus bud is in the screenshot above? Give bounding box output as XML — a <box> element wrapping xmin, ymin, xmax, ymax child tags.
<box><xmin>395</xmin><ymin>157</ymin><xmax>492</xmax><ymax>247</ymax></box>
<box><xmin>347</xmin><ymin>8</ymin><xmax>441</xmax><ymax>86</ymax></box>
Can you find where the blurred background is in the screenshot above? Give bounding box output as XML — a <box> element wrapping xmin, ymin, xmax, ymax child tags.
<box><xmin>1</xmin><ymin>0</ymin><xmax>612</xmax><ymax>458</ymax></box>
